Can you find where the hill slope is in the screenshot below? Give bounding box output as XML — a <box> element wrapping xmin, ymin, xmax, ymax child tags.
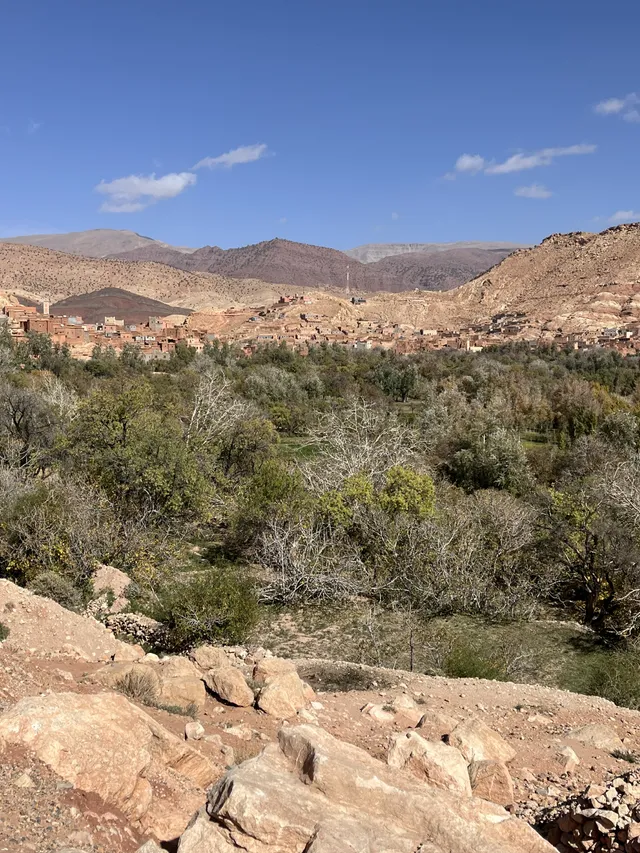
<box><xmin>0</xmin><ymin>228</ymin><xmax>194</xmax><ymax>258</ymax></box>
<box><xmin>369</xmin><ymin>247</ymin><xmax>515</xmax><ymax>292</ymax></box>
<box><xmin>450</xmin><ymin>223</ymin><xmax>640</xmax><ymax>331</ymax></box>
<box><xmin>0</xmin><ymin>242</ymin><xmax>295</xmax><ymax>310</ymax></box>
<box><xmin>346</xmin><ymin>241</ymin><xmax>527</xmax><ymax>263</ymax></box>
<box><xmin>51</xmin><ymin>287</ymin><xmax>191</xmax><ymax>324</ymax></box>
<box><xmin>112</xmin><ymin>238</ymin><xmax>513</xmax><ymax>293</ymax></box>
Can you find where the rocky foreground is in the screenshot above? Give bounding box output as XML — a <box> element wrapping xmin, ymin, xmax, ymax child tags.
<box><xmin>1</xmin><ymin>579</ymin><xmax>640</xmax><ymax>852</ymax></box>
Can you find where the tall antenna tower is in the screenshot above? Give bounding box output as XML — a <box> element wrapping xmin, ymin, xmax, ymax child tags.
<box><xmin>346</xmin><ymin>263</ymin><xmax>350</xmax><ymax>296</ymax></box>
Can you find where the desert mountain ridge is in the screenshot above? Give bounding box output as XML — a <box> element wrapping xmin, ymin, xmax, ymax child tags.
<box><xmin>111</xmin><ymin>236</ymin><xmax>517</xmax><ymax>294</ymax></box>
<box><xmin>0</xmin><ymin>228</ymin><xmax>196</xmax><ymax>258</ymax></box>
<box><xmin>0</xmin><ymin>228</ymin><xmax>521</xmax><ymax>294</ymax></box>
<box><xmin>3</xmin><ymin>223</ymin><xmax>640</xmax><ymax>334</ymax></box>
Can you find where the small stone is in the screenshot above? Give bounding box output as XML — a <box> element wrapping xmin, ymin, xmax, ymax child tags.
<box><xmin>13</xmin><ymin>771</ymin><xmax>35</xmax><ymax>788</ymax></box>
<box><xmin>185</xmin><ymin>720</ymin><xmax>205</xmax><ymax>740</ymax></box>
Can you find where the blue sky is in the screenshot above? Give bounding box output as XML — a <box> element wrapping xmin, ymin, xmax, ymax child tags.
<box><xmin>1</xmin><ymin>0</ymin><xmax>639</xmax><ymax>250</ymax></box>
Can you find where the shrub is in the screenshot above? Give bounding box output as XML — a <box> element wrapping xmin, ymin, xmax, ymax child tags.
<box><xmin>442</xmin><ymin>639</ymin><xmax>509</xmax><ymax>681</ymax></box>
<box><xmin>28</xmin><ymin>571</ymin><xmax>84</xmax><ymax>611</ymax></box>
<box><xmin>0</xmin><ymin>621</ymin><xmax>8</xmax><ymax>640</ymax></box>
<box><xmin>114</xmin><ymin>668</ymin><xmax>159</xmax><ymax>705</ymax></box>
<box><xmin>560</xmin><ymin>649</ymin><xmax>640</xmax><ymax>710</ymax></box>
<box><xmin>295</xmin><ymin>660</ymin><xmax>392</xmax><ymax>692</ymax></box>
<box><xmin>156</xmin><ymin>565</ymin><xmax>258</xmax><ymax>651</ymax></box>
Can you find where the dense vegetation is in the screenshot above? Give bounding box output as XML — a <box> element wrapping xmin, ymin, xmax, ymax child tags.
<box><xmin>5</xmin><ymin>329</ymin><xmax>640</xmax><ymax>704</ymax></box>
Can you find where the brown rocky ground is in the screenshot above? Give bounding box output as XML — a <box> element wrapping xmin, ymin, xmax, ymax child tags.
<box><xmin>1</xmin><ymin>581</ymin><xmax>639</xmax><ymax>852</ymax></box>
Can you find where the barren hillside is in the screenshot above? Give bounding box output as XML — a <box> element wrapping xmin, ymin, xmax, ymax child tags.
<box><xmin>51</xmin><ymin>287</ymin><xmax>192</xmax><ymax>324</ymax></box>
<box><xmin>451</xmin><ymin>223</ymin><xmax>640</xmax><ymax>331</ymax></box>
<box><xmin>0</xmin><ymin>228</ymin><xmax>195</xmax><ymax>258</ymax></box>
<box><xmin>346</xmin><ymin>240</ymin><xmax>527</xmax><ymax>263</ymax></box>
<box><xmin>0</xmin><ymin>242</ymin><xmax>297</xmax><ymax>310</ymax></box>
<box><xmin>369</xmin><ymin>246</ymin><xmax>515</xmax><ymax>292</ymax></box>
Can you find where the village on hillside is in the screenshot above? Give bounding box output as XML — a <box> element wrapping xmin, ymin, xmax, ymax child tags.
<box><xmin>4</xmin><ymin>291</ymin><xmax>640</xmax><ymax>359</ymax></box>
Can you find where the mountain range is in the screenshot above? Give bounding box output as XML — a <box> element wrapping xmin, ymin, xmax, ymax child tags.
<box><xmin>3</xmin><ymin>223</ymin><xmax>640</xmax><ymax>334</ymax></box>
<box><xmin>0</xmin><ymin>230</ymin><xmax>521</xmax><ymax>294</ymax></box>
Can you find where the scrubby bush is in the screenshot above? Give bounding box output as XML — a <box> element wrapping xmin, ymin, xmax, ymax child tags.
<box><xmin>114</xmin><ymin>668</ymin><xmax>159</xmax><ymax>705</ymax></box>
<box><xmin>154</xmin><ymin>565</ymin><xmax>258</xmax><ymax>650</ymax></box>
<box><xmin>0</xmin><ymin>621</ymin><xmax>8</xmax><ymax>641</ymax></box>
<box><xmin>28</xmin><ymin>571</ymin><xmax>84</xmax><ymax>611</ymax></box>
<box><xmin>560</xmin><ymin>647</ymin><xmax>640</xmax><ymax>710</ymax></box>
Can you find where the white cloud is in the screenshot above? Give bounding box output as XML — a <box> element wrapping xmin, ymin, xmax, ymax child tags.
<box><xmin>595</xmin><ymin>94</ymin><xmax>640</xmax><ymax>122</ymax></box>
<box><xmin>278</xmin><ymin>216</ymin><xmax>287</xmax><ymax>224</ymax></box>
<box><xmin>27</xmin><ymin>119</ymin><xmax>42</xmax><ymax>134</ymax></box>
<box><xmin>193</xmin><ymin>143</ymin><xmax>269</xmax><ymax>170</ymax></box>
<box><xmin>485</xmin><ymin>144</ymin><xmax>596</xmax><ymax>174</ymax></box>
<box><xmin>609</xmin><ymin>210</ymin><xmax>640</xmax><ymax>224</ymax></box>
<box><xmin>514</xmin><ymin>184</ymin><xmax>553</xmax><ymax>199</ymax></box>
<box><xmin>96</xmin><ymin>171</ymin><xmax>197</xmax><ymax>213</ymax></box>
<box><xmin>448</xmin><ymin>144</ymin><xmax>595</xmax><ymax>180</ymax></box>
<box><xmin>391</xmin><ymin>211</ymin><xmax>399</xmax><ymax>220</ymax></box>
<box><xmin>455</xmin><ymin>153</ymin><xmax>486</xmax><ymax>174</ymax></box>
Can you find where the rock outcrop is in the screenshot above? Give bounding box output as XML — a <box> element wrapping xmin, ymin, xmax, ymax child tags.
<box><xmin>0</xmin><ymin>579</ymin><xmax>135</xmax><ymax>662</ymax></box>
<box><xmin>538</xmin><ymin>771</ymin><xmax>640</xmax><ymax>852</ymax></box>
<box><xmin>92</xmin><ymin>655</ymin><xmax>207</xmax><ymax>712</ymax></box>
<box><xmin>388</xmin><ymin>730</ymin><xmax>472</xmax><ymax>796</ymax></box>
<box><xmin>175</xmin><ymin>724</ymin><xmax>554</xmax><ymax>853</ymax></box>
<box><xmin>0</xmin><ymin>692</ymin><xmax>215</xmax><ymax>840</ymax></box>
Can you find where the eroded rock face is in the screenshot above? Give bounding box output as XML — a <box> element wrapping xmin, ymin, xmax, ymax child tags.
<box><xmin>469</xmin><ymin>759</ymin><xmax>515</xmax><ymax>806</ymax></box>
<box><xmin>388</xmin><ymin>731</ymin><xmax>472</xmax><ymax>796</ymax></box>
<box><xmin>0</xmin><ymin>692</ymin><xmax>215</xmax><ymax>840</ymax></box>
<box><xmin>176</xmin><ymin>724</ymin><xmax>554</xmax><ymax>853</ymax></box>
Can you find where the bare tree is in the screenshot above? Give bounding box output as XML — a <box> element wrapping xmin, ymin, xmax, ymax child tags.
<box><xmin>254</xmin><ymin>518</ymin><xmax>365</xmax><ymax>603</ymax></box>
<box><xmin>302</xmin><ymin>399</ymin><xmax>422</xmax><ymax>492</ymax></box>
<box><xmin>185</xmin><ymin>367</ymin><xmax>255</xmax><ymax>450</ymax></box>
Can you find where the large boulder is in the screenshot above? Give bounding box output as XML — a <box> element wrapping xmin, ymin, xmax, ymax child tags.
<box><xmin>252</xmin><ymin>656</ymin><xmax>297</xmax><ymax>685</ymax></box>
<box><xmin>0</xmin><ymin>692</ymin><xmax>216</xmax><ymax>840</ymax></box>
<box><xmin>158</xmin><ymin>675</ymin><xmax>206</xmax><ymax>712</ymax></box>
<box><xmin>0</xmin><ymin>578</ymin><xmax>134</xmax><ymax>662</ymax></box>
<box><xmin>154</xmin><ymin>656</ymin><xmax>207</xmax><ymax>711</ymax></box>
<box><xmin>189</xmin><ymin>645</ymin><xmax>229</xmax><ymax>671</ymax></box>
<box><xmin>257</xmin><ymin>670</ymin><xmax>308</xmax><ymax>718</ymax></box>
<box><xmin>388</xmin><ymin>731</ymin><xmax>472</xmax><ymax>796</ymax></box>
<box><xmin>205</xmin><ymin>666</ymin><xmax>254</xmax><ymax>707</ymax></box>
<box><xmin>176</xmin><ymin>724</ymin><xmax>554</xmax><ymax>853</ymax></box>
<box><xmin>91</xmin><ymin>661</ymin><xmax>162</xmax><ymax>701</ymax></box>
<box><xmin>92</xmin><ymin>657</ymin><xmax>207</xmax><ymax>712</ymax></box>
<box><xmin>447</xmin><ymin>717</ymin><xmax>517</xmax><ymax>764</ymax></box>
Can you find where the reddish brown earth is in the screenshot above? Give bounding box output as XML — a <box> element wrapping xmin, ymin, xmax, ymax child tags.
<box><xmin>51</xmin><ymin>287</ymin><xmax>191</xmax><ymax>324</ymax></box>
